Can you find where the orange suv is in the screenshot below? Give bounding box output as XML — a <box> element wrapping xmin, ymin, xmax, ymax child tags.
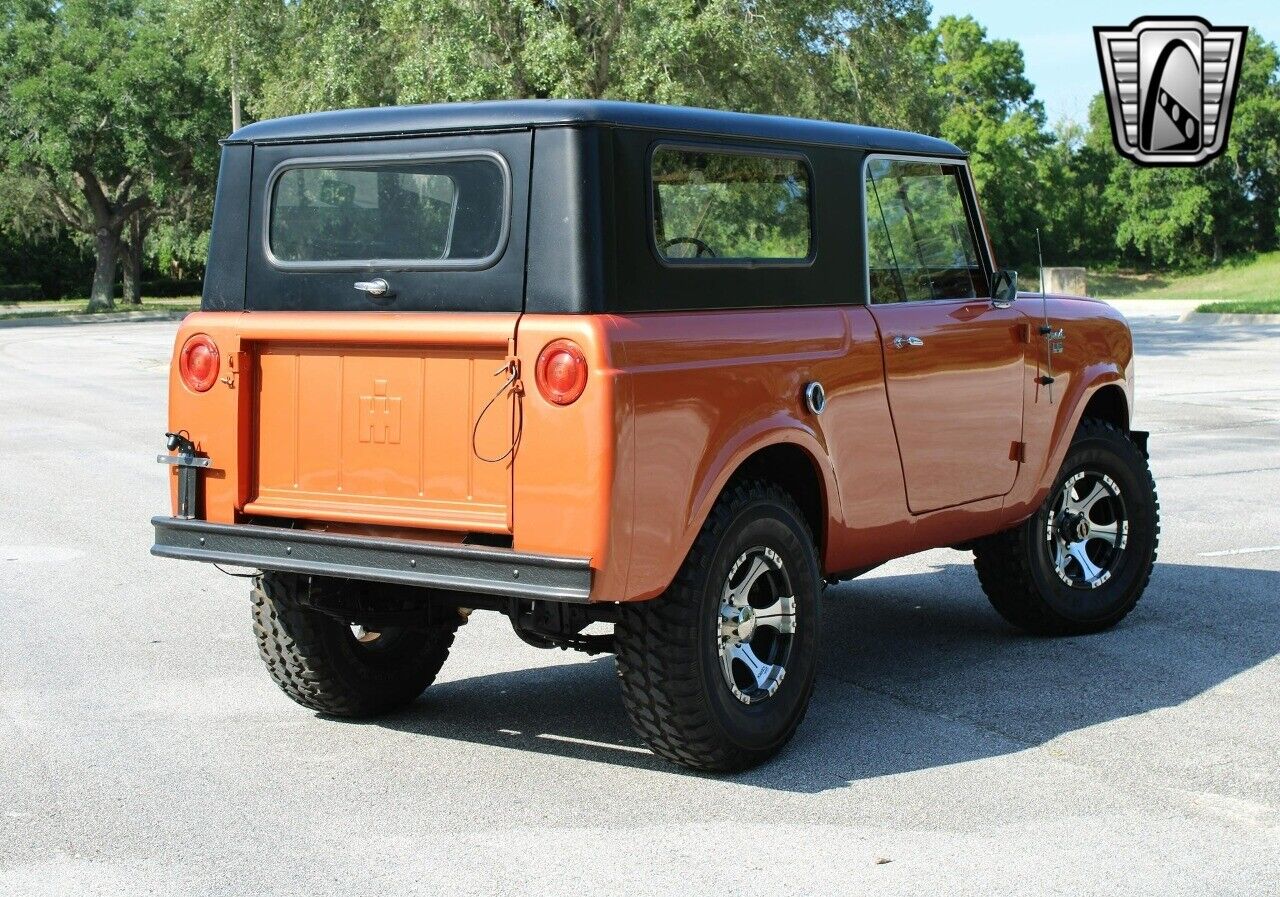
<box><xmin>153</xmin><ymin>101</ymin><xmax>1159</xmax><ymax>771</ymax></box>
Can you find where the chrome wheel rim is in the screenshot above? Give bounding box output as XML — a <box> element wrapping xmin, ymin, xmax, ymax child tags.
<box><xmin>1046</xmin><ymin>470</ymin><xmax>1129</xmax><ymax>589</ymax></box>
<box><xmin>715</xmin><ymin>547</ymin><xmax>797</xmax><ymax>705</ymax></box>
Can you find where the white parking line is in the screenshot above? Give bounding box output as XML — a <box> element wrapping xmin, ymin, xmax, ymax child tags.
<box><xmin>1200</xmin><ymin>545</ymin><xmax>1280</xmax><ymax>557</ymax></box>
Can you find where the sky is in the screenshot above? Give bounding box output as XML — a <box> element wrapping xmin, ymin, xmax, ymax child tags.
<box><xmin>927</xmin><ymin>1</ymin><xmax>1280</xmax><ymax>126</ymax></box>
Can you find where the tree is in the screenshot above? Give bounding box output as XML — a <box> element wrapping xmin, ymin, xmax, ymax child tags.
<box><xmin>176</xmin><ymin>0</ymin><xmax>287</xmax><ymax>132</ymax></box>
<box><xmin>824</xmin><ymin>0</ymin><xmax>937</xmax><ymax>133</ymax></box>
<box><xmin>1035</xmin><ymin>96</ymin><xmax>1126</xmax><ymax>266</ymax></box>
<box><xmin>928</xmin><ymin>15</ymin><xmax>1053</xmax><ymax>268</ymax></box>
<box><xmin>256</xmin><ymin>0</ymin><xmax>400</xmax><ymax>117</ymax></box>
<box><xmin>1227</xmin><ymin>32</ymin><xmax>1280</xmax><ymax>252</ymax></box>
<box><xmin>0</xmin><ymin>0</ymin><xmax>225</xmax><ymax>308</ymax></box>
<box><xmin>0</xmin><ymin>169</ymin><xmax>93</xmax><ymax>299</ymax></box>
<box><xmin>1094</xmin><ymin>31</ymin><xmax>1280</xmax><ymax>269</ymax></box>
<box><xmin>256</xmin><ymin>0</ymin><xmax>932</xmax><ymax>124</ymax></box>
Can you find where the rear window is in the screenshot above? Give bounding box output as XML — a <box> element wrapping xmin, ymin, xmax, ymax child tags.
<box><xmin>267</xmin><ymin>155</ymin><xmax>508</xmax><ymax>267</ymax></box>
<box><xmin>651</xmin><ymin>147</ymin><xmax>812</xmax><ymax>262</ymax></box>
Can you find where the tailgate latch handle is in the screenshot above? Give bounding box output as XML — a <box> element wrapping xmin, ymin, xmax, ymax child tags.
<box><xmin>354</xmin><ymin>278</ymin><xmax>393</xmax><ymax>298</ymax></box>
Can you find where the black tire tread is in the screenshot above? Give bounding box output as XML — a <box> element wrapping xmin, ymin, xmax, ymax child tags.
<box><xmin>973</xmin><ymin>418</ymin><xmax>1160</xmax><ymax>635</ymax></box>
<box><xmin>250</xmin><ymin>573</ymin><xmax>456</xmax><ymax>717</ymax></box>
<box><xmin>614</xmin><ymin>480</ymin><xmax>816</xmax><ymax>771</ymax></box>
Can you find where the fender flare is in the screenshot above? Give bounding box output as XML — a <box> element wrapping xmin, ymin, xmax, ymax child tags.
<box><xmin>1030</xmin><ymin>363</ymin><xmax>1130</xmax><ymax>506</ymax></box>
<box><xmin>680</xmin><ymin>416</ymin><xmax>843</xmax><ymax>571</ymax></box>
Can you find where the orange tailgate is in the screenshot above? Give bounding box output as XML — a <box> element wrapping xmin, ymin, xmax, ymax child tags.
<box><xmin>235</xmin><ymin>314</ymin><xmax>518</xmax><ymax>533</ymax></box>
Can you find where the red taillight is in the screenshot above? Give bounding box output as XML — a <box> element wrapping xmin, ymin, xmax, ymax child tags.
<box><xmin>535</xmin><ymin>339</ymin><xmax>588</xmax><ymax>406</ymax></box>
<box><xmin>179</xmin><ymin>334</ymin><xmax>220</xmax><ymax>393</ymax></box>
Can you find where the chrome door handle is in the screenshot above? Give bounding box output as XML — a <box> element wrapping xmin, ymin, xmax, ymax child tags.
<box><xmin>354</xmin><ymin>278</ymin><xmax>391</xmax><ymax>297</ymax></box>
<box><xmin>892</xmin><ymin>335</ymin><xmax>924</xmax><ymax>349</ymax></box>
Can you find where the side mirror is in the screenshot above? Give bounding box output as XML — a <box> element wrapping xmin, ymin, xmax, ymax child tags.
<box><xmin>991</xmin><ymin>269</ymin><xmax>1018</xmax><ymax>307</ymax></box>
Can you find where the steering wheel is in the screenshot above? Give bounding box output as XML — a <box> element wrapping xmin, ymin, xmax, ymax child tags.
<box><xmin>661</xmin><ymin>237</ymin><xmax>716</xmax><ymax>259</ymax></box>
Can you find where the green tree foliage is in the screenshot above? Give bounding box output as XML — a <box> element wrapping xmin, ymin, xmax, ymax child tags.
<box><xmin>0</xmin><ymin>0</ymin><xmax>225</xmax><ymax>307</ymax></box>
<box><xmin>175</xmin><ymin>0</ymin><xmax>288</xmax><ymax>131</ymax></box>
<box><xmin>928</xmin><ymin>15</ymin><xmax>1051</xmax><ymax>267</ymax></box>
<box><xmin>3</xmin><ymin>3</ymin><xmax>1280</xmax><ymax>294</ymax></box>
<box><xmin>248</xmin><ymin>0</ymin><xmax>853</xmax><ymax>118</ymax></box>
<box><xmin>824</xmin><ymin>0</ymin><xmax>937</xmax><ymax>133</ymax></box>
<box><xmin>1035</xmin><ymin>97</ymin><xmax>1123</xmax><ymax>266</ymax></box>
<box><xmin>1222</xmin><ymin>33</ymin><xmax>1280</xmax><ymax>253</ymax></box>
<box><xmin>0</xmin><ymin>173</ymin><xmax>94</xmax><ymax>298</ymax></box>
<box><xmin>1096</xmin><ymin>31</ymin><xmax>1280</xmax><ymax>269</ymax></box>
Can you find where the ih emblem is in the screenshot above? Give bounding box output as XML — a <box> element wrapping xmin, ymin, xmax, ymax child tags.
<box><xmin>358</xmin><ymin>379</ymin><xmax>402</xmax><ymax>444</ymax></box>
<box><xmin>1094</xmin><ymin>17</ymin><xmax>1247</xmax><ymax>167</ymax></box>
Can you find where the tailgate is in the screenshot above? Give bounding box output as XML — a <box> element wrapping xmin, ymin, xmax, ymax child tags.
<box><xmin>239</xmin><ymin>313</ymin><xmax>519</xmax><ymax>533</ymax></box>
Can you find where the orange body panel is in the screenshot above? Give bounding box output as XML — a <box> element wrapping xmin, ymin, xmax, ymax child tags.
<box><xmin>167</xmin><ymin>295</ymin><xmax>1133</xmax><ymax>603</ymax></box>
<box><xmin>247</xmin><ymin>342</ymin><xmax>511</xmax><ymax>532</ymax></box>
<box><xmin>867</xmin><ymin>300</ymin><xmax>1025</xmax><ymax>513</ymax></box>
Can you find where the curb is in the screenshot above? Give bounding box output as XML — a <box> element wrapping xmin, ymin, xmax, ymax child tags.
<box><xmin>1177</xmin><ymin>310</ymin><xmax>1280</xmax><ymax>324</ymax></box>
<box><xmin>0</xmin><ymin>310</ymin><xmax>190</xmax><ymax>329</ymax></box>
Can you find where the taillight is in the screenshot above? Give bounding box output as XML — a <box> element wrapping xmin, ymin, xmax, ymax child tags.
<box><xmin>535</xmin><ymin>339</ymin><xmax>588</xmax><ymax>405</ymax></box>
<box><xmin>179</xmin><ymin>333</ymin><xmax>220</xmax><ymax>393</ymax></box>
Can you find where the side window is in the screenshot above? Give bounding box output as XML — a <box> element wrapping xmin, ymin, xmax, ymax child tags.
<box><xmin>864</xmin><ymin>159</ymin><xmax>988</xmax><ymax>303</ymax></box>
<box><xmin>651</xmin><ymin>147</ymin><xmax>812</xmax><ymax>262</ymax></box>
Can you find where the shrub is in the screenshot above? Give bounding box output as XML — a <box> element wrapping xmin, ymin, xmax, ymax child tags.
<box><xmin>0</xmin><ymin>283</ymin><xmax>43</xmax><ymax>301</ymax></box>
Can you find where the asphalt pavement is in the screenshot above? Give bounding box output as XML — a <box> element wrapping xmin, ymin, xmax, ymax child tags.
<box><xmin>1</xmin><ymin>306</ymin><xmax>1277</xmax><ymax>896</ymax></box>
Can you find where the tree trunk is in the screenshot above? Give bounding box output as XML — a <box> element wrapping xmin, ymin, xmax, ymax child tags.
<box><xmin>231</xmin><ymin>48</ymin><xmax>243</xmax><ymax>132</ymax></box>
<box><xmin>87</xmin><ymin>226</ymin><xmax>121</xmax><ymax>312</ymax></box>
<box><xmin>121</xmin><ymin>214</ymin><xmax>148</xmax><ymax>305</ymax></box>
<box><xmin>121</xmin><ymin>240</ymin><xmax>142</xmax><ymax>305</ymax></box>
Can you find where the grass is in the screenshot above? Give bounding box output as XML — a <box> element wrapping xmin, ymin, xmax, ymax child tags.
<box><xmin>0</xmin><ymin>295</ymin><xmax>199</xmax><ymax>321</ymax></box>
<box><xmin>1088</xmin><ymin>251</ymin><xmax>1280</xmax><ymax>302</ymax></box>
<box><xmin>1192</xmin><ymin>298</ymin><xmax>1280</xmax><ymax>315</ymax></box>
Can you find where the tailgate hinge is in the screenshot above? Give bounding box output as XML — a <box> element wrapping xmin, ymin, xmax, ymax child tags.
<box><xmin>220</xmin><ymin>351</ymin><xmax>247</xmax><ymax>389</ymax></box>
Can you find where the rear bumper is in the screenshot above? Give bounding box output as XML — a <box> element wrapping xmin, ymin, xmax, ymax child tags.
<box><xmin>150</xmin><ymin>517</ymin><xmax>593</xmax><ymax>603</ymax></box>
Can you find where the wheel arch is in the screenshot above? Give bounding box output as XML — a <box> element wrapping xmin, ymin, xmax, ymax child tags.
<box><xmin>1026</xmin><ymin>370</ymin><xmax>1132</xmax><ymax>514</ymax></box>
<box><xmin>683</xmin><ymin>428</ymin><xmax>840</xmax><ymax>578</ymax></box>
<box><xmin>1080</xmin><ymin>382</ymin><xmax>1129</xmax><ymax>431</ymax></box>
<box><xmin>729</xmin><ymin>442</ymin><xmax>829</xmax><ymax>554</ymax></box>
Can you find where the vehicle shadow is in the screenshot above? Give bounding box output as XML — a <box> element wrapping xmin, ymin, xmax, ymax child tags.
<box><xmin>371</xmin><ymin>559</ymin><xmax>1280</xmax><ymax>793</ymax></box>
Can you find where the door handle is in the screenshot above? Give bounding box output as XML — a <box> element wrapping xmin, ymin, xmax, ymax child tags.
<box><xmin>892</xmin><ymin>335</ymin><xmax>925</xmax><ymax>349</ymax></box>
<box><xmin>354</xmin><ymin>278</ymin><xmax>392</xmax><ymax>298</ymax></box>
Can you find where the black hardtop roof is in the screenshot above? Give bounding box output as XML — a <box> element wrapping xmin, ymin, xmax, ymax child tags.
<box><xmin>226</xmin><ymin>99</ymin><xmax>964</xmax><ymax>157</ymax></box>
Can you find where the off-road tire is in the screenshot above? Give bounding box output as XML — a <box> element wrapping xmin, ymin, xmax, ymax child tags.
<box><xmin>973</xmin><ymin>418</ymin><xmax>1159</xmax><ymax>635</ymax></box>
<box><xmin>250</xmin><ymin>572</ymin><xmax>457</xmax><ymax>717</ymax></box>
<box><xmin>614</xmin><ymin>480</ymin><xmax>822</xmax><ymax>772</ymax></box>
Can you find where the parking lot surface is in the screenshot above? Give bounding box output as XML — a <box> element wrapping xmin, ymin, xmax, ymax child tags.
<box><xmin>2</xmin><ymin>309</ymin><xmax>1277</xmax><ymax>896</ymax></box>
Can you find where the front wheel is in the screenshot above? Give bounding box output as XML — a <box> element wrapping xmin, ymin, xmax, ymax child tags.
<box><xmin>614</xmin><ymin>481</ymin><xmax>822</xmax><ymax>772</ymax></box>
<box><xmin>974</xmin><ymin>418</ymin><xmax>1160</xmax><ymax>635</ymax></box>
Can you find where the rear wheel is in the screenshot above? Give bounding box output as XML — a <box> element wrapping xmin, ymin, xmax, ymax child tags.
<box><xmin>973</xmin><ymin>419</ymin><xmax>1159</xmax><ymax>635</ymax></box>
<box><xmin>251</xmin><ymin>572</ymin><xmax>458</xmax><ymax>717</ymax></box>
<box><xmin>614</xmin><ymin>481</ymin><xmax>821</xmax><ymax>772</ymax></box>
